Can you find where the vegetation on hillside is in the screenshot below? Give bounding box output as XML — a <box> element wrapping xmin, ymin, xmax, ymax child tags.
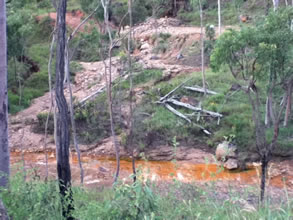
<box><xmin>1</xmin><ymin>0</ymin><xmax>293</xmax><ymax>218</ymax></box>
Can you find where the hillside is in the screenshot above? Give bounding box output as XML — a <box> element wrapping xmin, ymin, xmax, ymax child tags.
<box><xmin>1</xmin><ymin>0</ymin><xmax>293</xmax><ymax>219</ymax></box>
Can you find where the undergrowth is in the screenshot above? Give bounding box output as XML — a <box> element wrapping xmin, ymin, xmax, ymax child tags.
<box><xmin>1</xmin><ymin>169</ymin><xmax>292</xmax><ymax>220</ymax></box>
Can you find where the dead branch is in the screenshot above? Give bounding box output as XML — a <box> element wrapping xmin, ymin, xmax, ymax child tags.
<box><xmin>166</xmin><ymin>98</ymin><xmax>223</xmax><ymax>118</ymax></box>
<box><xmin>165</xmin><ymin>104</ymin><xmax>211</xmax><ymax>134</ymax></box>
<box><xmin>165</xmin><ymin>103</ymin><xmax>191</xmax><ymax>123</ymax></box>
<box><xmin>184</xmin><ymin>86</ymin><xmax>218</xmax><ymax>95</ymax></box>
<box><xmin>78</xmin><ymin>86</ymin><xmax>105</xmax><ymax>108</ymax></box>
<box><xmin>159</xmin><ymin>78</ymin><xmax>191</xmax><ymax>102</ymax></box>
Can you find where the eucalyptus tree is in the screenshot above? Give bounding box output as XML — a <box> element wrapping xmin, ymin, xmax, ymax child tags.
<box><xmin>211</xmin><ymin>9</ymin><xmax>293</xmax><ymax>202</ymax></box>
<box><xmin>55</xmin><ymin>0</ymin><xmax>73</xmax><ymax>218</ymax></box>
<box><xmin>218</xmin><ymin>0</ymin><xmax>221</xmax><ymax>34</ymax></box>
<box><xmin>0</xmin><ymin>0</ymin><xmax>9</xmax><ymax>188</ymax></box>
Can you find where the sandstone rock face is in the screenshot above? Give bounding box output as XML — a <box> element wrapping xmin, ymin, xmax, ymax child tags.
<box><xmin>215</xmin><ymin>141</ymin><xmax>237</xmax><ymax>162</ymax></box>
<box><xmin>224</xmin><ymin>158</ymin><xmax>238</xmax><ymax>170</ymax></box>
<box><xmin>140</xmin><ymin>43</ymin><xmax>150</xmax><ymax>50</ymax></box>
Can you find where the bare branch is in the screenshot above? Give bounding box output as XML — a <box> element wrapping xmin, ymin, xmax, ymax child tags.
<box><xmin>166</xmin><ymin>98</ymin><xmax>223</xmax><ymax>118</ymax></box>
<box><xmin>184</xmin><ymin>86</ymin><xmax>218</xmax><ymax>95</ymax></box>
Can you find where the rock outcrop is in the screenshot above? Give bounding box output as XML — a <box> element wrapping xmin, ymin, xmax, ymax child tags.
<box><xmin>216</xmin><ymin>141</ymin><xmax>238</xmax><ymax>170</ymax></box>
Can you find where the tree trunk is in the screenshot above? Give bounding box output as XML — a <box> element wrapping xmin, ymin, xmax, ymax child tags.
<box><xmin>55</xmin><ymin>0</ymin><xmax>73</xmax><ymax>218</ymax></box>
<box><xmin>65</xmin><ymin>43</ymin><xmax>84</xmax><ymax>185</ymax></box>
<box><xmin>284</xmin><ymin>79</ymin><xmax>292</xmax><ymax>127</ymax></box>
<box><xmin>173</xmin><ymin>0</ymin><xmax>177</xmax><ymax>17</ymax></box>
<box><xmin>128</xmin><ymin>0</ymin><xmax>136</xmax><ymax>183</ymax></box>
<box><xmin>272</xmin><ymin>0</ymin><xmax>279</xmax><ymax>11</ymax></box>
<box><xmin>199</xmin><ymin>0</ymin><xmax>206</xmax><ymax>94</ymax></box>
<box><xmin>218</xmin><ymin>0</ymin><xmax>221</xmax><ymax>35</ymax></box>
<box><xmin>260</xmin><ymin>154</ymin><xmax>268</xmax><ymax>202</ymax></box>
<box><xmin>0</xmin><ymin>199</ymin><xmax>9</xmax><ymax>220</ymax></box>
<box><xmin>0</xmin><ymin>0</ymin><xmax>9</xmax><ymax>188</ymax></box>
<box><xmin>101</xmin><ymin>0</ymin><xmax>120</xmax><ymax>183</ymax></box>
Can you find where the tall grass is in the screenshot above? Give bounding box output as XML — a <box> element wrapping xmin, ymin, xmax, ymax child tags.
<box><xmin>1</xmin><ymin>169</ymin><xmax>292</xmax><ymax>220</ymax></box>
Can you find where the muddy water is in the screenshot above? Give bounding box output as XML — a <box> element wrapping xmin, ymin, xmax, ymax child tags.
<box><xmin>10</xmin><ymin>152</ymin><xmax>293</xmax><ymax>189</ymax></box>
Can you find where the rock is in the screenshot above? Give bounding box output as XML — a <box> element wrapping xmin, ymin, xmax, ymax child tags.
<box><xmin>215</xmin><ymin>141</ymin><xmax>237</xmax><ymax>162</ymax></box>
<box><xmin>224</xmin><ymin>158</ymin><xmax>238</xmax><ymax>170</ymax></box>
<box><xmin>176</xmin><ymin>53</ymin><xmax>184</xmax><ymax>60</ymax></box>
<box><xmin>140</xmin><ymin>43</ymin><xmax>150</xmax><ymax>50</ymax></box>
<box><xmin>150</xmin><ymin>55</ymin><xmax>159</xmax><ymax>60</ymax></box>
<box><xmin>180</xmin><ymin>96</ymin><xmax>198</xmax><ymax>106</ymax></box>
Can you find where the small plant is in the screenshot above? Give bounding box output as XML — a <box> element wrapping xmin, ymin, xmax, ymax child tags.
<box><xmin>223</xmin><ymin>134</ymin><xmax>236</xmax><ymax>143</ymax></box>
<box><xmin>34</xmin><ymin>112</ymin><xmax>54</xmax><ymax>134</ymax></box>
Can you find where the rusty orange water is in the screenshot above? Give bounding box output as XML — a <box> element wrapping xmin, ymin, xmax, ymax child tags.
<box><xmin>10</xmin><ymin>152</ymin><xmax>293</xmax><ymax>189</ymax></box>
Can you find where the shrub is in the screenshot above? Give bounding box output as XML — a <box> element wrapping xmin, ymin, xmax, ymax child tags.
<box><xmin>34</xmin><ymin>112</ymin><xmax>54</xmax><ymax>134</ymax></box>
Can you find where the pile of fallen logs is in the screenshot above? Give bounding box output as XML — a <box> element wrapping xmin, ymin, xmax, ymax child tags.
<box><xmin>156</xmin><ymin>81</ymin><xmax>223</xmax><ymax>135</ymax></box>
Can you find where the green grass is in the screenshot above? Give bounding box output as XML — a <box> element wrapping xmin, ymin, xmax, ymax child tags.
<box><xmin>128</xmin><ymin>67</ymin><xmax>292</xmax><ymax>154</ymax></box>
<box><xmin>1</xmin><ymin>170</ymin><xmax>292</xmax><ymax>220</ymax></box>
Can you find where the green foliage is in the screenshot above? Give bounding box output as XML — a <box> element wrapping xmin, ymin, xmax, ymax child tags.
<box><xmin>2</xmin><ymin>172</ymin><xmax>292</xmax><ymax>220</ymax></box>
<box><xmin>71</xmin><ymin>27</ymin><xmax>103</xmax><ymax>62</ymax></box>
<box><xmin>7</xmin><ymin>7</ymin><xmax>35</xmax><ymax>58</ymax></box>
<box><xmin>80</xmin><ymin>0</ymin><xmax>151</xmax><ymax>26</ymax></box>
<box><xmin>152</xmin><ymin>33</ymin><xmax>171</xmax><ymax>54</ymax></box>
<box><xmin>0</xmin><ymin>172</ymin><xmax>63</xmax><ymax>220</ymax></box>
<box><xmin>119</xmin><ymin>69</ymin><xmax>163</xmax><ymax>90</ymax></box>
<box><xmin>34</xmin><ymin>112</ymin><xmax>54</xmax><ymax>134</ymax></box>
<box><xmin>74</xmin><ymin>94</ymin><xmax>111</xmax><ymax>144</ymax></box>
<box><xmin>147</xmin><ymin>0</ymin><xmax>172</xmax><ymax>17</ymax></box>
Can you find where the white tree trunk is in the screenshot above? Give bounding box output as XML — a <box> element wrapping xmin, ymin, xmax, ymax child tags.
<box><xmin>0</xmin><ymin>0</ymin><xmax>9</xmax><ymax>188</ymax></box>
<box><xmin>199</xmin><ymin>0</ymin><xmax>206</xmax><ymax>94</ymax></box>
<box><xmin>272</xmin><ymin>0</ymin><xmax>279</xmax><ymax>11</ymax></box>
<box><xmin>218</xmin><ymin>0</ymin><xmax>221</xmax><ymax>35</ymax></box>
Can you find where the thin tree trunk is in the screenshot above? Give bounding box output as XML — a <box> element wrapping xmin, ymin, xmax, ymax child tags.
<box><xmin>128</xmin><ymin>0</ymin><xmax>136</xmax><ymax>183</ymax></box>
<box><xmin>272</xmin><ymin>0</ymin><xmax>279</xmax><ymax>11</ymax></box>
<box><xmin>218</xmin><ymin>0</ymin><xmax>221</xmax><ymax>35</ymax></box>
<box><xmin>55</xmin><ymin>0</ymin><xmax>73</xmax><ymax>218</ymax></box>
<box><xmin>0</xmin><ymin>0</ymin><xmax>9</xmax><ymax>188</ymax></box>
<box><xmin>199</xmin><ymin>0</ymin><xmax>206</xmax><ymax>94</ymax></box>
<box><xmin>284</xmin><ymin>79</ymin><xmax>292</xmax><ymax>127</ymax></box>
<box><xmin>65</xmin><ymin>43</ymin><xmax>84</xmax><ymax>184</ymax></box>
<box><xmin>173</xmin><ymin>0</ymin><xmax>177</xmax><ymax>17</ymax></box>
<box><xmin>260</xmin><ymin>154</ymin><xmax>268</xmax><ymax>202</ymax></box>
<box><xmin>62</xmin><ymin>4</ymin><xmax>100</xmax><ymax>185</ymax></box>
<box><xmin>44</xmin><ymin>26</ymin><xmax>57</xmax><ymax>181</ymax></box>
<box><xmin>101</xmin><ymin>0</ymin><xmax>120</xmax><ymax>183</ymax></box>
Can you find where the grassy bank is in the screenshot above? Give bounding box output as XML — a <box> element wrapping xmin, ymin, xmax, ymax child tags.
<box><xmin>1</xmin><ymin>169</ymin><xmax>292</xmax><ymax>220</ymax></box>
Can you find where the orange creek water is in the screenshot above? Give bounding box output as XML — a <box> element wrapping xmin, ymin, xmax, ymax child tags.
<box><xmin>10</xmin><ymin>152</ymin><xmax>293</xmax><ymax>190</ymax></box>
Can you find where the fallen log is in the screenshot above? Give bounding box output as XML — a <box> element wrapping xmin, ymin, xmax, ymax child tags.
<box><xmin>159</xmin><ymin>78</ymin><xmax>191</xmax><ymax>102</ymax></box>
<box><xmin>165</xmin><ymin>104</ymin><xmax>191</xmax><ymax>123</ymax></box>
<box><xmin>164</xmin><ymin>104</ymin><xmax>211</xmax><ymax>135</ymax></box>
<box><xmin>77</xmin><ymin>86</ymin><xmax>105</xmax><ymax>108</ymax></box>
<box><xmin>184</xmin><ymin>86</ymin><xmax>218</xmax><ymax>95</ymax></box>
<box><xmin>166</xmin><ymin>98</ymin><xmax>223</xmax><ymax>118</ymax></box>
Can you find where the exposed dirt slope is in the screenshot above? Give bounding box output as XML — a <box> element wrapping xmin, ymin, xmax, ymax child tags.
<box><xmin>9</xmin><ymin>18</ymin><xmax>210</xmax><ymax>156</ymax></box>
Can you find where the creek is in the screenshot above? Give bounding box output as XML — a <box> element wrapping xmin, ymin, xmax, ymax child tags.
<box><xmin>10</xmin><ymin>152</ymin><xmax>293</xmax><ymax>189</ymax></box>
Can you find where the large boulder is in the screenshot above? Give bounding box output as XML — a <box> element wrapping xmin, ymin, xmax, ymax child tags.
<box><xmin>224</xmin><ymin>158</ymin><xmax>238</xmax><ymax>170</ymax></box>
<box><xmin>215</xmin><ymin>141</ymin><xmax>237</xmax><ymax>162</ymax></box>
